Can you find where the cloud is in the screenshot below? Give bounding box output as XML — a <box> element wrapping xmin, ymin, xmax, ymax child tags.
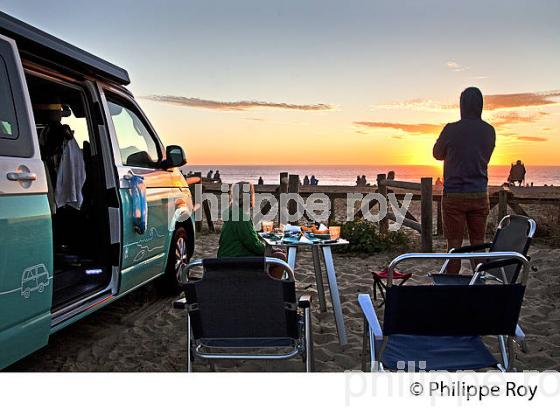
<box><xmin>141</xmin><ymin>95</ymin><xmax>334</xmax><ymax>111</ymax></box>
<box><xmin>375</xmin><ymin>90</ymin><xmax>560</xmax><ymax>111</ymax></box>
<box><xmin>485</xmin><ymin>91</ymin><xmax>560</xmax><ymax>110</ymax></box>
<box><xmin>515</xmin><ymin>136</ymin><xmax>548</xmax><ymax>142</ymax></box>
<box><xmin>354</xmin><ymin>121</ymin><xmax>442</xmax><ymax>134</ymax></box>
<box><xmin>446</xmin><ymin>61</ymin><xmax>469</xmax><ymax>72</ymax></box>
<box><xmin>375</xmin><ymin>99</ymin><xmax>456</xmax><ymax>112</ymax></box>
<box><xmin>491</xmin><ymin>111</ymin><xmax>549</xmax><ymax>127</ymax></box>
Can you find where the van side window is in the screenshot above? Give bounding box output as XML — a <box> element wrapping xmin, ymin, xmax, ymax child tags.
<box><xmin>0</xmin><ymin>56</ymin><xmax>19</xmax><ymax>140</ymax></box>
<box><xmin>107</xmin><ymin>99</ymin><xmax>160</xmax><ymax>168</ymax></box>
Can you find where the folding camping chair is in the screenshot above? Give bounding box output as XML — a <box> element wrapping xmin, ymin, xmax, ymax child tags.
<box><xmin>359</xmin><ymin>251</ymin><xmax>529</xmax><ymax>372</ymax></box>
<box><xmin>174</xmin><ymin>257</ymin><xmax>315</xmax><ymax>372</ymax></box>
<box><xmin>431</xmin><ymin>215</ymin><xmax>536</xmax><ymax>285</ymax></box>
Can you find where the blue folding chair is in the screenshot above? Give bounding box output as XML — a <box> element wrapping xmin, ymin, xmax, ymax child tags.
<box><xmin>359</xmin><ymin>252</ymin><xmax>529</xmax><ymax>372</ymax></box>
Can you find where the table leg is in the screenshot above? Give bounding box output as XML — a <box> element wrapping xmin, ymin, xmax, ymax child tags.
<box><xmin>311</xmin><ymin>247</ymin><xmax>327</xmax><ymax>312</ymax></box>
<box><xmin>287</xmin><ymin>246</ymin><xmax>297</xmax><ymax>270</ymax></box>
<box><xmin>321</xmin><ymin>246</ymin><xmax>348</xmax><ymax>346</ymax></box>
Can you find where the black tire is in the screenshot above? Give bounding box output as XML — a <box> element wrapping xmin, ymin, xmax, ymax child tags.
<box><xmin>157</xmin><ymin>226</ymin><xmax>192</xmax><ymax>295</ymax></box>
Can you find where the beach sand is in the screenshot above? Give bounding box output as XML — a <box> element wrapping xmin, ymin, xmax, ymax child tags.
<box><xmin>8</xmin><ymin>228</ymin><xmax>560</xmax><ymax>372</ymax></box>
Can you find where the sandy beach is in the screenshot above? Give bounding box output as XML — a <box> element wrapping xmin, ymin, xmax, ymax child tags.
<box><xmin>9</xmin><ymin>220</ymin><xmax>560</xmax><ymax>372</ymax></box>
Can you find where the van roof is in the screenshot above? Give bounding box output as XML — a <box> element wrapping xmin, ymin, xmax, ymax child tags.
<box><xmin>0</xmin><ymin>11</ymin><xmax>130</xmax><ymax>85</ymax></box>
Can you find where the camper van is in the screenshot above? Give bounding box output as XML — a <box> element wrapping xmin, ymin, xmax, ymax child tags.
<box><xmin>0</xmin><ymin>11</ymin><xmax>195</xmax><ymax>369</ymax></box>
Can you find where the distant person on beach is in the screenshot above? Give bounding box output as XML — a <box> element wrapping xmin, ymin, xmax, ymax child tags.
<box><xmin>508</xmin><ymin>160</ymin><xmax>526</xmax><ymax>187</ymax></box>
<box><xmin>310</xmin><ymin>175</ymin><xmax>319</xmax><ymax>185</ymax></box>
<box><xmin>303</xmin><ymin>175</ymin><xmax>310</xmax><ymax>185</ymax></box>
<box><xmin>387</xmin><ymin>170</ymin><xmax>395</xmax><ymax>180</ymax></box>
<box><xmin>214</xmin><ymin>170</ymin><xmax>222</xmax><ymax>183</ymax></box>
<box><xmin>435</xmin><ymin>177</ymin><xmax>443</xmax><ymax>187</ymax></box>
<box><xmin>218</xmin><ymin>182</ymin><xmax>286</xmax><ymax>277</ymax></box>
<box><xmin>207</xmin><ymin>170</ymin><xmax>214</xmax><ymax>179</ymax></box>
<box><xmin>356</xmin><ymin>175</ymin><xmax>361</xmax><ymax>186</ymax></box>
<box><xmin>258</xmin><ymin>176</ymin><xmax>264</xmax><ymax>185</ymax></box>
<box><xmin>433</xmin><ymin>87</ymin><xmax>496</xmax><ymax>273</ymax></box>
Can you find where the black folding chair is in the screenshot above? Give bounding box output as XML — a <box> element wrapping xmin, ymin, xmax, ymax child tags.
<box><xmin>359</xmin><ymin>252</ymin><xmax>530</xmax><ymax>372</ymax></box>
<box><xmin>174</xmin><ymin>257</ymin><xmax>314</xmax><ymax>372</ymax></box>
<box><xmin>431</xmin><ymin>215</ymin><xmax>536</xmax><ymax>285</ymax></box>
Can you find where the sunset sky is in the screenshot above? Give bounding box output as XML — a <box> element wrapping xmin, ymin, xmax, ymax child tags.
<box><xmin>2</xmin><ymin>0</ymin><xmax>559</xmax><ymax>166</ymax></box>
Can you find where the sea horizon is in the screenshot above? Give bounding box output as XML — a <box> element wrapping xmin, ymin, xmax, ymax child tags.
<box><xmin>182</xmin><ymin>164</ymin><xmax>560</xmax><ymax>187</ymax></box>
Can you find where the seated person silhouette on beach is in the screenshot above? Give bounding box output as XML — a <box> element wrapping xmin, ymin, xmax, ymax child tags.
<box><xmin>207</xmin><ymin>170</ymin><xmax>214</xmax><ymax>179</ymax></box>
<box><xmin>218</xmin><ymin>182</ymin><xmax>286</xmax><ymax>277</ymax></box>
<box><xmin>303</xmin><ymin>175</ymin><xmax>310</xmax><ymax>185</ymax></box>
<box><xmin>310</xmin><ymin>175</ymin><xmax>319</xmax><ymax>185</ymax></box>
<box><xmin>258</xmin><ymin>176</ymin><xmax>264</xmax><ymax>185</ymax></box>
<box><xmin>508</xmin><ymin>160</ymin><xmax>526</xmax><ymax>187</ymax></box>
<box><xmin>433</xmin><ymin>87</ymin><xmax>495</xmax><ymax>274</ymax></box>
<box><xmin>213</xmin><ymin>170</ymin><xmax>222</xmax><ymax>183</ymax></box>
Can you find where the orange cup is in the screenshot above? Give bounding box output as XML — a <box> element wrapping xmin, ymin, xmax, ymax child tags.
<box><xmin>329</xmin><ymin>226</ymin><xmax>341</xmax><ymax>240</ymax></box>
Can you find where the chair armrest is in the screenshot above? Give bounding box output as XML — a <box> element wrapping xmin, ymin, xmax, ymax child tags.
<box><xmin>358</xmin><ymin>294</ymin><xmax>383</xmax><ymax>340</ymax></box>
<box><xmin>475</xmin><ymin>258</ymin><xmax>521</xmax><ymax>273</ymax></box>
<box><xmin>389</xmin><ymin>252</ymin><xmax>530</xmax><ymax>284</ymax></box>
<box><xmin>178</xmin><ymin>259</ymin><xmax>204</xmax><ymax>284</ymax></box>
<box><xmin>449</xmin><ymin>243</ymin><xmax>493</xmax><ymax>253</ymax></box>
<box><xmin>436</xmin><ymin>244</ymin><xmax>492</xmax><ymax>274</ymax></box>
<box><xmin>298</xmin><ymin>293</ymin><xmax>313</xmax><ymax>309</ymax></box>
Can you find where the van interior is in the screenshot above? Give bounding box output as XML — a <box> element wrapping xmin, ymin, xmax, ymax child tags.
<box><xmin>26</xmin><ymin>74</ymin><xmax>113</xmax><ymax>310</ymax></box>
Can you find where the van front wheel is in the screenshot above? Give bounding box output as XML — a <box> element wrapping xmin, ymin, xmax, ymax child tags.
<box><xmin>157</xmin><ymin>226</ymin><xmax>191</xmax><ymax>295</ymax></box>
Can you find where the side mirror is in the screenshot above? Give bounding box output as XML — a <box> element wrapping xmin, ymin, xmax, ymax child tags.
<box><xmin>162</xmin><ymin>145</ymin><xmax>186</xmax><ymax>169</ymax></box>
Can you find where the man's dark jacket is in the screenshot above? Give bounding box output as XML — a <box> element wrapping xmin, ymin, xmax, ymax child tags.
<box><xmin>433</xmin><ymin>87</ymin><xmax>495</xmax><ymax>193</ymax></box>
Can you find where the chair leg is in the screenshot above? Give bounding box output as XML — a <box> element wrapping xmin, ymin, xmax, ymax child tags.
<box><xmin>304</xmin><ymin>307</ymin><xmax>315</xmax><ymax>372</ymax></box>
<box><xmin>377</xmin><ymin>281</ymin><xmax>386</xmax><ymax>307</ymax></box>
<box><xmin>498</xmin><ymin>335</ymin><xmax>510</xmax><ymax>371</ymax></box>
<box><xmin>372</xmin><ymin>278</ymin><xmax>378</xmax><ymax>301</ymax></box>
<box><xmin>187</xmin><ymin>314</ymin><xmax>193</xmax><ymax>372</ymax></box>
<box><xmin>361</xmin><ymin>314</ymin><xmax>369</xmax><ymax>372</ymax></box>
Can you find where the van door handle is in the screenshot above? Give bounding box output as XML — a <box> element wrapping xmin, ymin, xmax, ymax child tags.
<box><xmin>7</xmin><ymin>171</ymin><xmax>38</xmax><ymax>182</ymax></box>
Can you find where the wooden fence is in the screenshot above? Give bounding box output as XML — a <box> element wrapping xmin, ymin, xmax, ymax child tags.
<box><xmin>376</xmin><ymin>174</ymin><xmax>433</xmax><ymax>252</ymax></box>
<box><xmin>186</xmin><ymin>171</ymin><xmax>560</xmax><ymax>249</ymax></box>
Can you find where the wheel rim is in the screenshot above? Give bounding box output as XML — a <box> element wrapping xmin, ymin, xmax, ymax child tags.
<box><xmin>175</xmin><ymin>236</ymin><xmax>188</xmax><ymax>279</ymax></box>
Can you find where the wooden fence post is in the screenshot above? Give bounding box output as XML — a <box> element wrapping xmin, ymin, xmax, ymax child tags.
<box><xmin>287</xmin><ymin>174</ymin><xmax>300</xmax><ymax>220</ymax></box>
<box><xmin>278</xmin><ymin>172</ymin><xmax>289</xmax><ymax>224</ymax></box>
<box><xmin>328</xmin><ymin>195</ymin><xmax>336</xmax><ymax>225</ymax></box>
<box><xmin>191</xmin><ymin>172</ymin><xmax>203</xmax><ymax>232</ymax></box>
<box><xmin>377</xmin><ymin>174</ymin><xmax>388</xmax><ymax>235</ymax></box>
<box><xmin>420</xmin><ymin>177</ymin><xmax>433</xmax><ymax>252</ymax></box>
<box><xmin>279</xmin><ymin>172</ymin><xmax>289</xmax><ymax>194</ymax></box>
<box><xmin>498</xmin><ymin>188</ymin><xmax>508</xmax><ymax>222</ymax></box>
<box><xmin>202</xmin><ymin>199</ymin><xmax>215</xmax><ymax>232</ymax></box>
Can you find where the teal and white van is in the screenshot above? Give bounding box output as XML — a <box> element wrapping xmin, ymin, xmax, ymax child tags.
<box><xmin>0</xmin><ymin>11</ymin><xmax>195</xmax><ymax>369</ymax></box>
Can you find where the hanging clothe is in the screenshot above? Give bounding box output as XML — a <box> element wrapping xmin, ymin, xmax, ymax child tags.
<box><xmin>55</xmin><ymin>138</ymin><xmax>86</xmax><ymax>209</ymax></box>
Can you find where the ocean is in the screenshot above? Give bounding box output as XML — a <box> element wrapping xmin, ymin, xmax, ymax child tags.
<box><xmin>182</xmin><ymin>165</ymin><xmax>560</xmax><ymax>187</ymax></box>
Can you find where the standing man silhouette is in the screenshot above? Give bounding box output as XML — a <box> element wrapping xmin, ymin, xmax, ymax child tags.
<box><xmin>433</xmin><ymin>87</ymin><xmax>495</xmax><ymax>273</ymax></box>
